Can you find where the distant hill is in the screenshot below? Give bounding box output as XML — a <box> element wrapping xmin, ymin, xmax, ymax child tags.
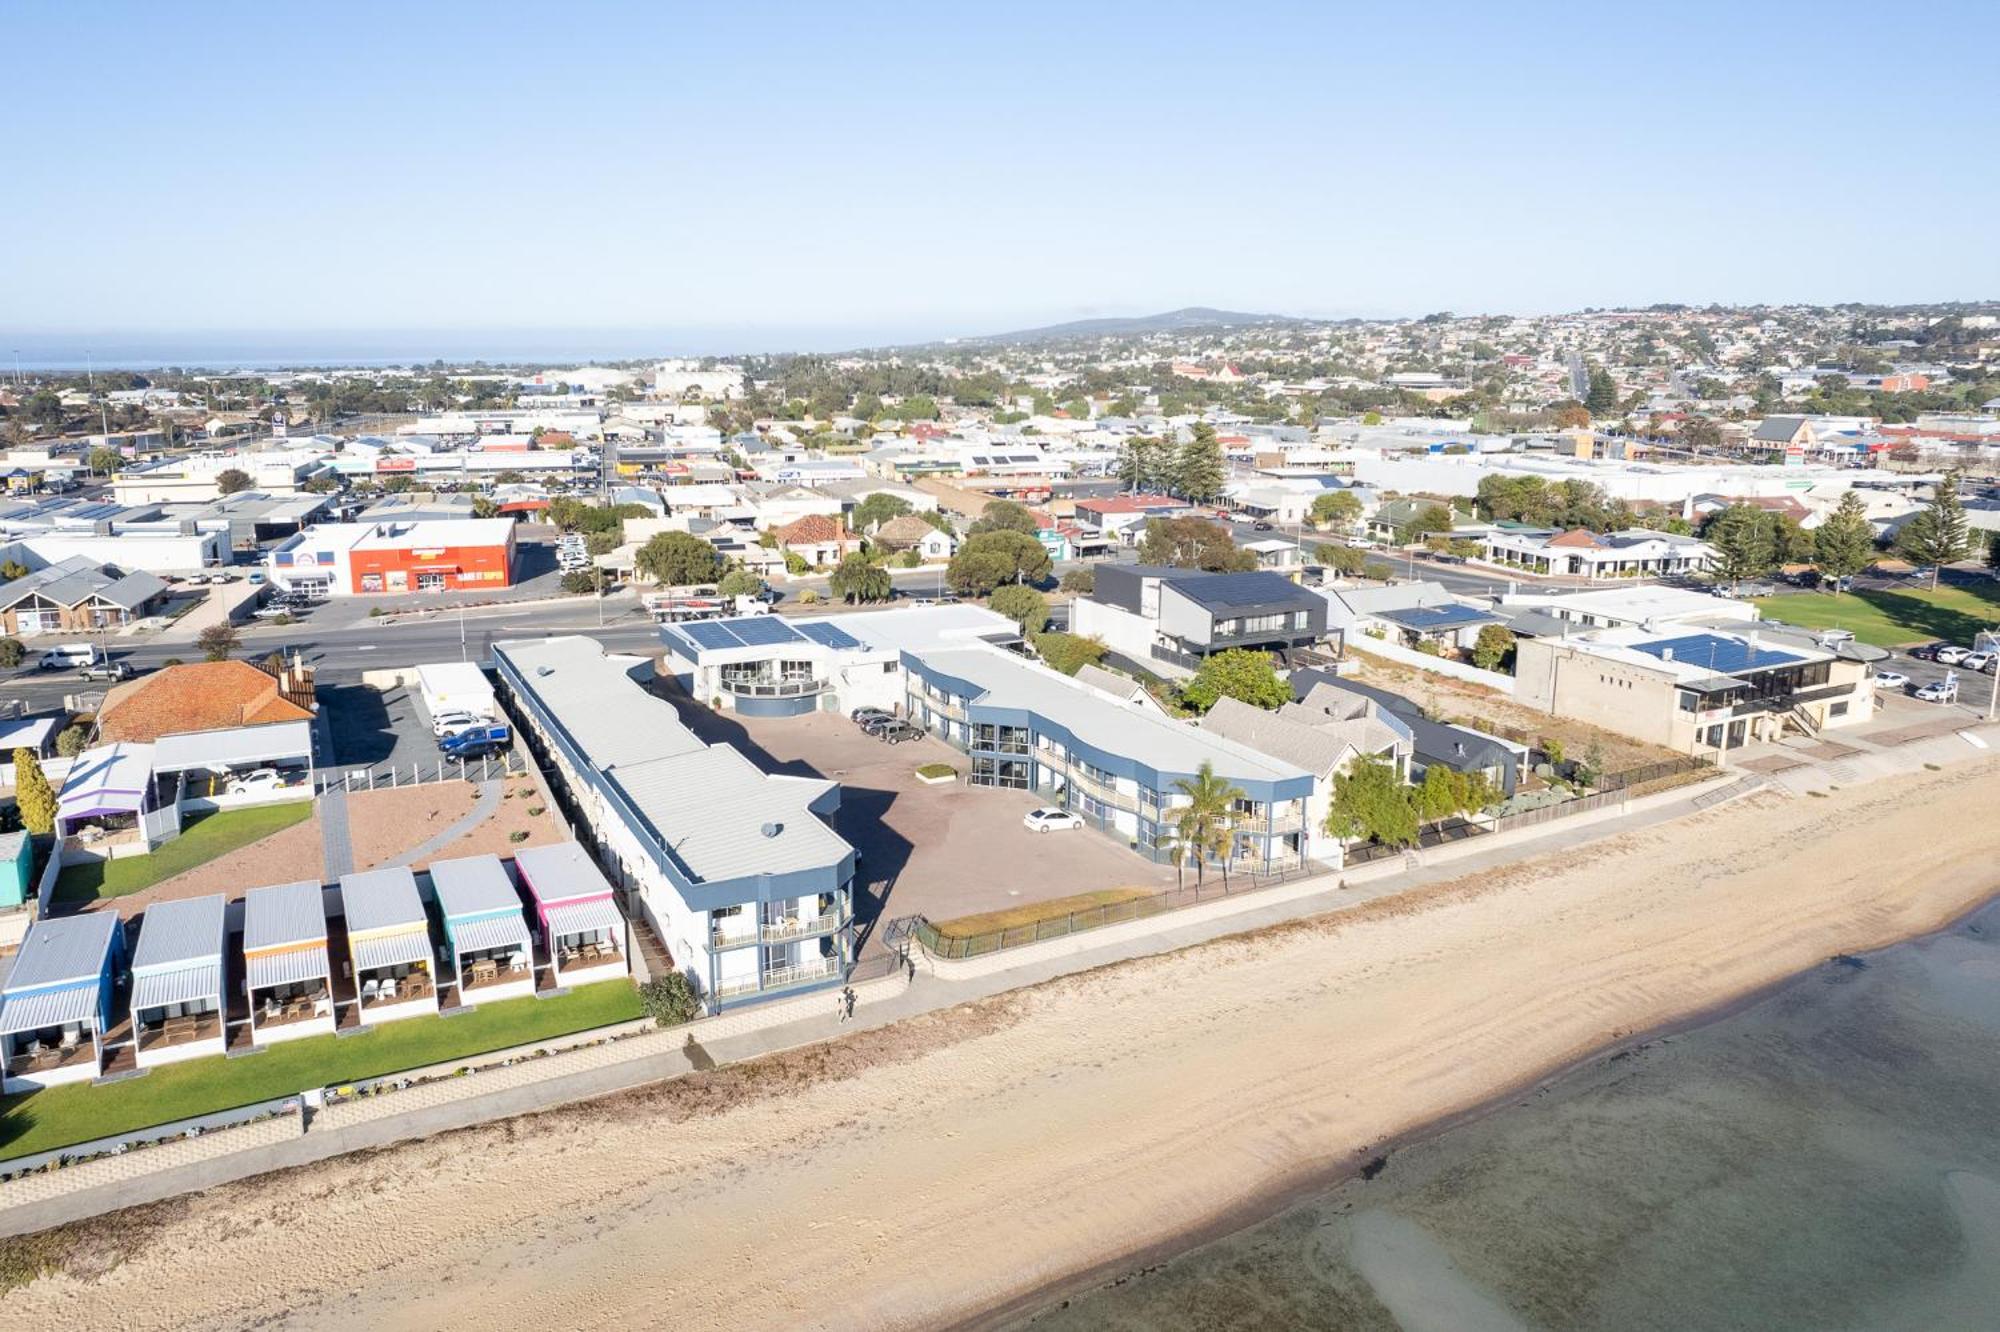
<box><xmin>960</xmin><ymin>306</ymin><xmax>1298</xmax><ymax>345</ymax></box>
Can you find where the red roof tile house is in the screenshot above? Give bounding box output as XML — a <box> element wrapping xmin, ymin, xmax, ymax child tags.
<box><xmin>773</xmin><ymin>515</ymin><xmax>862</xmax><ymax>568</ymax></box>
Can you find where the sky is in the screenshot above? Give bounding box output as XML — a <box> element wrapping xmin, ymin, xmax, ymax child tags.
<box><xmin>5</xmin><ymin>0</ymin><xmax>1999</xmax><ymax>358</ymax></box>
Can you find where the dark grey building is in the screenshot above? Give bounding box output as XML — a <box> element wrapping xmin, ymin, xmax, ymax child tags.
<box><xmin>1090</xmin><ymin>565</ymin><xmax>1326</xmax><ymax>668</ymax></box>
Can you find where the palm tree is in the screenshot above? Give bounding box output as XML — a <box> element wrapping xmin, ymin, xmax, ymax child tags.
<box><xmin>1171</xmin><ymin>761</ymin><xmax>1245</xmax><ymax>889</ymax></box>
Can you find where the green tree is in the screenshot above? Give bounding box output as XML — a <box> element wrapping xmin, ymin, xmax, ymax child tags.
<box><xmin>1115</xmin><ymin>435</ymin><xmax>1167</xmax><ymax>492</ymax></box>
<box><xmin>1705</xmin><ymin>504</ymin><xmax>1776</xmax><ymax>588</ymax></box>
<box><xmin>638</xmin><ymin>973</ymin><xmax>701</xmax><ymax>1027</ymax></box>
<box><xmin>1323</xmin><ymin>755</ymin><xmax>1417</xmax><ymax>849</ymax></box>
<box><xmin>1172</xmin><ymin>422</ymin><xmax>1226</xmax><ymax>502</ymax></box>
<box><xmin>1059</xmin><ymin>567</ymin><xmax>1095</xmax><ymax>595</ymax></box>
<box><xmin>14</xmin><ymin>749</ymin><xmax>56</xmax><ymax>835</ymax></box>
<box><xmin>717</xmin><ymin>568</ymin><xmax>765</xmax><ymax>598</ymax></box>
<box><xmin>1679</xmin><ymin>415</ymin><xmax>1722</xmax><ymax>451</ymax></box>
<box><xmin>1169</xmin><ymin>761</ymin><xmax>1245</xmax><ymax>886</ymax></box>
<box><xmin>947</xmin><ymin>530</ymin><xmax>1050</xmax><ymax>594</ymax></box>
<box><xmin>1471</xmin><ymin>623</ymin><xmax>1515</xmax><ymax>672</ymax></box>
<box><xmin>196</xmin><ymin>622</ymin><xmax>241</xmax><ymax>661</ymax></box>
<box><xmin>1399</xmin><ymin>505</ymin><xmax>1454</xmax><ymax>543</ymax></box>
<box><xmin>989</xmin><ymin>584</ymin><xmax>1049</xmax><ymax>633</ymax></box>
<box><xmin>86</xmin><ymin>445</ymin><xmax>124</xmax><ymax>475</ymax></box>
<box><xmin>1986</xmin><ymin>530</ymin><xmax>2000</xmax><ymax>575</ymax></box>
<box><xmin>1030</xmin><ymin>630</ymin><xmax>1108</xmax><ymax>676</ymax></box>
<box><xmin>56</xmin><ymin>724</ymin><xmax>91</xmax><ymax>758</ymax></box>
<box><xmin>635</xmin><ymin>531</ymin><xmax>725</xmax><ymax>587</ymax></box>
<box><xmin>215</xmin><ymin>468</ymin><xmax>254</xmax><ymax>495</ymax></box>
<box><xmin>0</xmin><ymin>637</ymin><xmax>22</xmax><ymax>668</ymax></box>
<box><xmin>1137</xmin><ymin>517</ymin><xmax>1255</xmax><ymax>571</ymax></box>
<box><xmin>1309</xmin><ymin>489</ymin><xmax>1363</xmax><ymax>532</ymax></box>
<box><xmin>967</xmin><ymin>499</ymin><xmax>1039</xmax><ymax>536</ymax></box>
<box><xmin>1894</xmin><ymin>473</ymin><xmax>1972</xmax><ymax>587</ymax></box>
<box><xmin>851</xmin><ymin>492</ymin><xmax>913</xmax><ymax>533</ymax></box>
<box><xmin>1811</xmin><ymin>490</ymin><xmax>1875</xmax><ymax>591</ymax></box>
<box><xmin>469</xmin><ymin>495</ymin><xmax>500</xmax><ymax>519</ymax></box>
<box><xmin>1181</xmin><ymin>648</ymin><xmax>1289</xmax><ymax>713</ymax></box>
<box><xmin>1314</xmin><ymin>543</ymin><xmax>1366</xmax><ymax>576</ymax></box>
<box><xmin>0</xmin><ymin>560</ymin><xmax>27</xmax><ymax>582</ymax></box>
<box><xmin>828</xmin><ymin>552</ymin><xmax>892</xmax><ymax>603</ymax></box>
<box><xmin>1585</xmin><ymin>366</ymin><xmax>1620</xmax><ymax>416</ymax></box>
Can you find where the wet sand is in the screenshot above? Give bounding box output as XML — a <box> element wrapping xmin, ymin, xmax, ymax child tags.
<box><xmin>5</xmin><ymin>759</ymin><xmax>1998</xmax><ymax>1330</ymax></box>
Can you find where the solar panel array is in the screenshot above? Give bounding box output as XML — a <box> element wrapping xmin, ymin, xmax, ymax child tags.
<box><xmin>798</xmin><ymin>622</ymin><xmax>861</xmax><ymax>650</ymax></box>
<box><xmin>729</xmin><ymin>616</ymin><xmax>804</xmax><ymax>647</ymax></box>
<box><xmin>1175</xmin><ymin>572</ymin><xmax>1310</xmax><ymax>608</ymax></box>
<box><xmin>1629</xmin><ymin>634</ymin><xmax>1803</xmax><ymax>676</ymax></box>
<box><xmin>679</xmin><ymin>621</ymin><xmax>743</xmax><ymax>650</ymax></box>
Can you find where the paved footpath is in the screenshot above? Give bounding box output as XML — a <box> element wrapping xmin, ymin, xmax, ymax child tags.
<box><xmin>4</xmin><ymin>723</ymin><xmax>1994</xmax><ymax>1237</ymax></box>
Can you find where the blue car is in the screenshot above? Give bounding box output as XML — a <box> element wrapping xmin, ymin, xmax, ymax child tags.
<box><xmin>439</xmin><ymin>723</ymin><xmax>511</xmax><ymax>757</ymax></box>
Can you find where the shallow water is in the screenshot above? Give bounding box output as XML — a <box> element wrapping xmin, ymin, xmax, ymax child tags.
<box><xmin>1014</xmin><ymin>898</ymin><xmax>2000</xmax><ymax>1331</ymax></box>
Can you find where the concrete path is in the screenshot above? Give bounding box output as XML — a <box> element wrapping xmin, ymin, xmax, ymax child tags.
<box><xmin>317</xmin><ymin>786</ymin><xmax>354</xmax><ymax>880</ymax></box>
<box><xmin>377</xmin><ymin>779</ymin><xmax>502</xmax><ymax>870</ymax></box>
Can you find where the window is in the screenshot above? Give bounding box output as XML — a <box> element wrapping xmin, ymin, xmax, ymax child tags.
<box><xmin>883</xmin><ymin>662</ymin><xmax>896</xmax><ymax>674</ymax></box>
<box><xmin>1829</xmin><ymin>701</ymin><xmax>1848</xmax><ymax>718</ymax></box>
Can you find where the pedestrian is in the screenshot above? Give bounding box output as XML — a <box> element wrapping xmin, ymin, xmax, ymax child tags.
<box><xmin>841</xmin><ymin>985</ymin><xmax>856</xmax><ymax>1021</ymax></box>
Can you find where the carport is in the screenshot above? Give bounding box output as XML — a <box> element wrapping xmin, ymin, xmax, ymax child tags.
<box><xmin>151</xmin><ymin>720</ymin><xmax>316</xmax><ymax>810</ymax></box>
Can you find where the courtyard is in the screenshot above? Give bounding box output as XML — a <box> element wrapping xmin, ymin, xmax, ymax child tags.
<box><xmin>657</xmin><ymin>696</ymin><xmax>1179</xmax><ymax>957</ymax></box>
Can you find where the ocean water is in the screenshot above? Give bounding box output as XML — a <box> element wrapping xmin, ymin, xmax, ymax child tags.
<box><xmin>1014</xmin><ymin>898</ymin><xmax>2000</xmax><ymax>1332</ymax></box>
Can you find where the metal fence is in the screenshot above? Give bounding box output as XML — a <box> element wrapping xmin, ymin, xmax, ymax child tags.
<box><xmin>320</xmin><ymin>751</ymin><xmax>528</xmax><ymax>793</ymax></box>
<box><xmin>1599</xmin><ymin>755</ymin><xmax>1711</xmax><ymax>791</ymax></box>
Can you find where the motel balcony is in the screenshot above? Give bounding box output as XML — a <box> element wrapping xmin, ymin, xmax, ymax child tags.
<box><xmin>712</xmin><ymin>953</ymin><xmax>841</xmax><ymax>1001</ymax></box>
<box><xmin>252</xmin><ymin>987</ymin><xmax>332</xmax><ymax>1029</ymax></box>
<box><xmin>5</xmin><ymin>1036</ymin><xmax>99</xmax><ymax>1081</ymax></box>
<box><xmin>1063</xmin><ymin>768</ymin><xmax>1138</xmax><ymax>815</ymax></box>
<box><xmin>721</xmin><ymin>671</ymin><xmax>829</xmax><ymax>717</ymax></box>
<box><xmin>135</xmin><ymin>1012</ymin><xmax>224</xmax><ymax>1054</ymax></box>
<box><xmin>711</xmin><ymin>911</ymin><xmax>845</xmax><ymax>950</ymax></box>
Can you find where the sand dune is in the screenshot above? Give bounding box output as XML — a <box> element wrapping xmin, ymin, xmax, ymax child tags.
<box><xmin>7</xmin><ymin>760</ymin><xmax>1998</xmax><ymax>1331</ymax></box>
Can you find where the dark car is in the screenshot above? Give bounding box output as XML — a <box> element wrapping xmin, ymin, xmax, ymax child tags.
<box><xmin>851</xmin><ymin>707</ymin><xmax>894</xmax><ymax>726</ymax></box>
<box><xmin>1252</xmin><ymin>521</ymin><xmax>1274</xmax><ymax>531</ymax></box>
<box><xmin>441</xmin><ymin>736</ymin><xmax>510</xmax><ymax>761</ymax></box>
<box><xmin>440</xmin><ymin>722</ymin><xmax>512</xmax><ymax>756</ymax></box>
<box><xmin>1908</xmin><ymin>642</ymin><xmax>1948</xmax><ymax>662</ymax></box>
<box><xmin>873</xmin><ymin>719</ymin><xmax>927</xmax><ymax>745</ymax></box>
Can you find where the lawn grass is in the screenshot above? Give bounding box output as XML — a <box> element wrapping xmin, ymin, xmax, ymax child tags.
<box><xmin>932</xmin><ymin>886</ymin><xmax>1157</xmax><ymax>939</ymax></box>
<box><xmin>52</xmin><ymin>802</ymin><xmax>314</xmax><ymax>904</ymax></box>
<box><xmin>1752</xmin><ymin>582</ymin><xmax>2000</xmax><ymax>650</ymax></box>
<box><xmin>0</xmin><ymin>980</ymin><xmax>644</xmax><ymax>1162</ymax></box>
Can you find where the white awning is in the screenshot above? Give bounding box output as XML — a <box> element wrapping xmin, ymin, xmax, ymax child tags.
<box><xmin>450</xmin><ymin>915</ymin><xmax>530</xmax><ymax>957</ymax></box>
<box><xmin>545</xmin><ymin>898</ymin><xmax>625</xmax><ymax>941</ymax></box>
<box><xmin>131</xmin><ymin>963</ymin><xmax>221</xmax><ymax>1013</ymax></box>
<box><xmin>152</xmin><ymin>721</ymin><xmax>314</xmax><ymax>774</ymax></box>
<box><xmin>246</xmin><ymin>946</ymin><xmax>329</xmax><ymax>991</ymax></box>
<box><xmin>0</xmin><ymin>984</ymin><xmax>97</xmax><ymax>1034</ymax></box>
<box><xmin>352</xmin><ymin>930</ymin><xmax>433</xmax><ymax>973</ymax></box>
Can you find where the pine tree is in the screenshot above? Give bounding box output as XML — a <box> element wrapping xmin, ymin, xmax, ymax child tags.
<box><xmin>1173</xmin><ymin>422</ymin><xmax>1225</xmax><ymax>503</ymax></box>
<box><xmin>1706</xmin><ymin>505</ymin><xmax>1775</xmax><ymax>589</ymax></box>
<box><xmin>1895</xmin><ymin>472</ymin><xmax>1972</xmax><ymax>589</ymax></box>
<box><xmin>1811</xmin><ymin>490</ymin><xmax>1875</xmax><ymax>593</ymax></box>
<box><xmin>1585</xmin><ymin>366</ymin><xmax>1621</xmax><ymax>416</ymax></box>
<box><xmin>14</xmin><ymin>748</ymin><xmax>56</xmax><ymax>836</ymax></box>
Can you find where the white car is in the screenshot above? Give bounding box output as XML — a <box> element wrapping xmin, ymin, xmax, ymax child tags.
<box><xmin>1872</xmin><ymin>671</ymin><xmax>1909</xmax><ymax>690</ymax></box>
<box><xmin>1964</xmin><ymin>651</ymin><xmax>1995</xmax><ymax>674</ymax></box>
<box><xmin>430</xmin><ymin>710</ymin><xmax>486</xmax><ymax>737</ymax></box>
<box><xmin>1914</xmin><ymin>681</ymin><xmax>1958</xmax><ymax>704</ymax></box>
<box><xmin>1934</xmin><ymin>646</ymin><xmax>1969</xmax><ymax>666</ymax></box>
<box><xmin>1023</xmin><ymin>807</ymin><xmax>1084</xmax><ymax>834</ymax></box>
<box><xmin>226</xmin><ymin>767</ymin><xmax>289</xmax><ymax>796</ymax></box>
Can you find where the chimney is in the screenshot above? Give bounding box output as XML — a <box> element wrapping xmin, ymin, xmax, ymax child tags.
<box><xmin>1661</xmin><ymin>647</ymin><xmax>1674</xmax><ymax>662</ymax></box>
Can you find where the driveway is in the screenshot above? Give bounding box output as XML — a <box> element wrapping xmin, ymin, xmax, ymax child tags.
<box><xmin>657</xmin><ymin>698</ymin><xmax>1177</xmax><ymax>956</ymax></box>
<box><xmin>319</xmin><ymin>672</ymin><xmax>438</xmax><ymax>772</ymax></box>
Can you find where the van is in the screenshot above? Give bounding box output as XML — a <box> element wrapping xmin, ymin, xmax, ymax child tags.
<box><xmin>38</xmin><ymin>643</ymin><xmax>100</xmax><ymax>671</ymax></box>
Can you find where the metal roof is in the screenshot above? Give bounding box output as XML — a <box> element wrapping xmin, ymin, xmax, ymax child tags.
<box><xmin>243</xmin><ymin>879</ymin><xmax>326</xmax><ymax>951</ymax></box>
<box><xmin>1375</xmin><ymin>604</ymin><xmax>1497</xmax><ymax>631</ymax></box>
<box><xmin>545</xmin><ymin>897</ymin><xmax>626</xmax><ymax>941</ymax></box>
<box><xmin>498</xmin><ymin>636</ymin><xmax>706</xmax><ymax>770</ymax></box>
<box><xmin>56</xmin><ymin>742</ymin><xmax>155</xmax><ymax>819</ymax></box>
<box><xmin>429</xmin><ymin>854</ymin><xmax>522</xmax><ymax>920</ymax></box>
<box><xmin>1163</xmin><ymin>571</ymin><xmax>1318</xmax><ymax>611</ymax></box>
<box><xmin>1628</xmin><ymin>634</ymin><xmax>1804</xmax><ymax>676</ymax></box>
<box><xmin>0</xmin><ymin>985</ymin><xmax>99</xmax><ymax>1034</ymax></box>
<box><xmin>340</xmin><ymin>866</ymin><xmax>426</xmax><ymax>934</ymax></box>
<box><xmin>131</xmin><ymin>962</ymin><xmax>222</xmax><ymax>1013</ymax></box>
<box><xmin>513</xmin><ymin>840</ymin><xmax>611</xmax><ymax>906</ymax></box>
<box><xmin>247</xmin><ymin>945</ymin><xmax>329</xmax><ymax>990</ymax></box>
<box><xmin>448</xmin><ymin>914</ymin><xmax>531</xmax><ymax>956</ymax></box>
<box><xmin>3</xmin><ymin>911</ymin><xmax>120</xmax><ymax>992</ymax></box>
<box><xmin>151</xmin><ymin>721</ymin><xmax>313</xmax><ymax>774</ymax></box>
<box><xmin>132</xmin><ymin>894</ymin><xmax>226</xmax><ymax>971</ymax></box>
<box><xmin>353</xmin><ymin>931</ymin><xmax>434</xmax><ymax>973</ymax></box>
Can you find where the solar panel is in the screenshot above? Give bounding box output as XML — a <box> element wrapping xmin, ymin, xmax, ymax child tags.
<box><xmin>1174</xmin><ymin>572</ymin><xmax>1306</xmax><ymax>608</ymax></box>
<box><xmin>679</xmin><ymin>622</ymin><xmax>741</xmax><ymax>651</ymax></box>
<box><xmin>798</xmin><ymin>622</ymin><xmax>861</xmax><ymax>650</ymax></box>
<box><xmin>724</xmin><ymin>616</ymin><xmax>803</xmax><ymax>647</ymax></box>
<box><xmin>1630</xmin><ymin>634</ymin><xmax>1802</xmax><ymax>676</ymax></box>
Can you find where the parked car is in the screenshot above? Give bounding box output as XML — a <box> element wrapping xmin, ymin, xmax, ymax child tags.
<box><xmin>250</xmin><ymin>604</ymin><xmax>296</xmax><ymax>621</ymax></box>
<box><xmin>850</xmin><ymin>707</ymin><xmax>894</xmax><ymax>727</ymax></box>
<box><xmin>226</xmin><ymin>767</ymin><xmax>291</xmax><ymax>796</ymax></box>
<box><xmin>246</xmin><ymin>572</ymin><xmax>265</xmax><ymax>585</ymax></box>
<box><xmin>77</xmin><ymin>660</ymin><xmax>133</xmax><ymax>682</ymax></box>
<box><xmin>1252</xmin><ymin>521</ymin><xmax>1274</xmax><ymax>531</ymax></box>
<box><xmin>430</xmin><ymin>709</ymin><xmax>487</xmax><ymax>737</ymax></box>
<box><xmin>38</xmin><ymin>643</ymin><xmax>100</xmax><ymax>671</ymax></box>
<box><xmin>873</xmin><ymin>719</ymin><xmax>926</xmax><ymax>745</ymax></box>
<box><xmin>1914</xmin><ymin>680</ymin><xmax>1958</xmax><ymax>704</ymax></box>
<box><xmin>860</xmin><ymin>714</ymin><xmax>903</xmax><ymax>735</ymax></box>
<box><xmin>1907</xmin><ymin>642</ymin><xmax>1948</xmax><ymax>662</ymax></box>
<box><xmin>1023</xmin><ymin>807</ymin><xmax>1084</xmax><ymax>833</ymax></box>
<box><xmin>1964</xmin><ymin>651</ymin><xmax>1995</xmax><ymax>674</ymax></box>
<box><xmin>1934</xmin><ymin>646</ymin><xmax>1969</xmax><ymax>666</ymax></box>
<box><xmin>1872</xmin><ymin>671</ymin><xmax>1910</xmax><ymax>690</ymax></box>
<box><xmin>440</xmin><ymin>723</ymin><xmax>512</xmax><ymax>756</ymax></box>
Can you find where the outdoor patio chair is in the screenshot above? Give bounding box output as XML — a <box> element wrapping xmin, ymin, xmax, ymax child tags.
<box><xmin>361</xmin><ymin>979</ymin><xmax>380</xmax><ymax>1003</ymax></box>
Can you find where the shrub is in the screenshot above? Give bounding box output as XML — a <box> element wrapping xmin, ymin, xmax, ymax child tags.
<box><xmin>560</xmin><ymin>570</ymin><xmax>599</xmax><ymax>595</ymax></box>
<box><xmin>507</xmin><ymin>830</ymin><xmax>530</xmax><ymax>843</ymax></box>
<box><xmin>0</xmin><ymin>638</ymin><xmax>22</xmax><ymax>669</ymax></box>
<box><xmin>1059</xmin><ymin>568</ymin><xmax>1095</xmax><ymax>594</ymax></box>
<box><xmin>796</xmin><ymin>588</ymin><xmax>820</xmax><ymax>605</ymax></box>
<box><xmin>639</xmin><ymin>973</ymin><xmax>702</xmax><ymax>1027</ymax></box>
<box><xmin>161</xmin><ymin>657</ymin><xmax>185</xmax><ymax>668</ymax></box>
<box><xmin>55</xmin><ymin>724</ymin><xmax>91</xmax><ymax>758</ymax></box>
<box><xmin>368</xmin><ymin>607</ymin><xmax>384</xmax><ymax>618</ymax></box>
<box><xmin>527</xmin><ymin>805</ymin><xmax>546</xmax><ymax>816</ymax></box>
<box><xmin>916</xmin><ymin>763</ymin><xmax>957</xmax><ymax>779</ymax></box>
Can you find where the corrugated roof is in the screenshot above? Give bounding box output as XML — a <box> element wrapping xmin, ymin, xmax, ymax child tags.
<box><xmin>545</xmin><ymin>897</ymin><xmax>626</xmax><ymax>941</ymax></box>
<box><xmin>131</xmin><ymin>962</ymin><xmax>222</xmax><ymax>1012</ymax></box>
<box><xmin>96</xmin><ymin>660</ymin><xmax>315</xmax><ymax>744</ymax></box>
<box><xmin>247</xmin><ymin>945</ymin><xmax>329</xmax><ymax>990</ymax></box>
<box><xmin>132</xmin><ymin>894</ymin><xmax>226</xmax><ymax>971</ymax></box>
<box><xmin>429</xmin><ymin>854</ymin><xmax>521</xmax><ymax>919</ymax></box>
<box><xmin>353</xmin><ymin>931</ymin><xmax>434</xmax><ymax>973</ymax></box>
<box><xmin>56</xmin><ymin>742</ymin><xmax>155</xmax><ymax>818</ymax></box>
<box><xmin>243</xmin><ymin>879</ymin><xmax>326</xmax><ymax>951</ymax></box>
<box><xmin>449</xmin><ymin>914</ymin><xmax>531</xmax><ymax>956</ymax></box>
<box><xmin>339</xmin><ymin>866</ymin><xmax>426</xmax><ymax>934</ymax></box>
<box><xmin>3</xmin><ymin>911</ymin><xmax>120</xmax><ymax>991</ymax></box>
<box><xmin>513</xmin><ymin>840</ymin><xmax>611</xmax><ymax>906</ymax></box>
<box><xmin>150</xmin><ymin>721</ymin><xmax>313</xmax><ymax>773</ymax></box>
<box><xmin>0</xmin><ymin>985</ymin><xmax>99</xmax><ymax>1034</ymax></box>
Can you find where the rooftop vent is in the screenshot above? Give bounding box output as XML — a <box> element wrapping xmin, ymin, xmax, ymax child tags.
<box><xmin>535</xmin><ymin>665</ymin><xmax>554</xmax><ymax>677</ymax></box>
<box><xmin>760</xmin><ymin>821</ymin><xmax>784</xmax><ymax>839</ymax></box>
<box><xmin>1661</xmin><ymin>647</ymin><xmax>1675</xmax><ymax>662</ymax></box>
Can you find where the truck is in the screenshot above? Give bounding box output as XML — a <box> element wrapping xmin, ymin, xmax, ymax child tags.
<box><xmin>644</xmin><ymin>591</ymin><xmax>768</xmax><ymax>623</ymax></box>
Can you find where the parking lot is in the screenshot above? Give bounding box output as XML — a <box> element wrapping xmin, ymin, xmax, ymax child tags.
<box><xmin>656</xmin><ymin>695</ymin><xmax>1179</xmax><ymax>956</ymax></box>
<box><xmin>318</xmin><ymin>672</ymin><xmax>448</xmax><ymax>773</ymax></box>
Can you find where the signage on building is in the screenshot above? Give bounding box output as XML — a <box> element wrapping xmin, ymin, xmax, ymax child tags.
<box><xmin>376</xmin><ymin>457</ymin><xmax>418</xmax><ymax>473</ymax></box>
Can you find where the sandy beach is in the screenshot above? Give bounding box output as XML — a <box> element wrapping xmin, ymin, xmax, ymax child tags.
<box><xmin>6</xmin><ymin>759</ymin><xmax>1998</xmax><ymax>1330</ymax></box>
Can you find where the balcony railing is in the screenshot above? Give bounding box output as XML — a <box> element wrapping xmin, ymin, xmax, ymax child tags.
<box><xmin>712</xmin><ymin>913</ymin><xmax>844</xmax><ymax>949</ymax></box>
<box><xmin>713</xmin><ymin>954</ymin><xmax>841</xmax><ymax>999</ymax></box>
<box><xmin>1064</xmin><ymin>768</ymin><xmax>1136</xmax><ymax>813</ymax></box>
<box><xmin>721</xmin><ymin>677</ymin><xmax>827</xmax><ymax>698</ymax></box>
